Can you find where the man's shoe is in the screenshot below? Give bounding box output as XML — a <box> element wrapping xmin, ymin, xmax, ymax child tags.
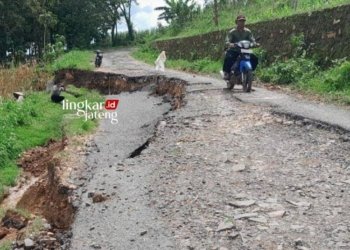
<box><xmin>220</xmin><ymin>70</ymin><xmax>230</xmax><ymax>80</ymax></box>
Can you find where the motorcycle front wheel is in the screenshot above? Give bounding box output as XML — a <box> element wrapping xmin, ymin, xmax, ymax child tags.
<box><xmin>227</xmin><ymin>75</ymin><xmax>236</xmax><ymax>90</ymax></box>
<box><xmin>242</xmin><ymin>70</ymin><xmax>253</xmax><ymax>92</ymax></box>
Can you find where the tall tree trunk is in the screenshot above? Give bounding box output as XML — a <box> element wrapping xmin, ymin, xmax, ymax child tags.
<box><xmin>126</xmin><ymin>19</ymin><xmax>134</xmax><ymax>41</ymax></box>
<box><xmin>213</xmin><ymin>0</ymin><xmax>219</xmax><ymax>27</ymax></box>
<box><xmin>291</xmin><ymin>0</ymin><xmax>298</xmax><ymax>10</ymax></box>
<box><xmin>0</xmin><ymin>28</ymin><xmax>6</xmax><ymax>61</ymax></box>
<box><xmin>111</xmin><ymin>23</ymin><xmax>116</xmax><ymax>46</ymax></box>
<box><xmin>120</xmin><ymin>1</ymin><xmax>134</xmax><ymax>41</ymax></box>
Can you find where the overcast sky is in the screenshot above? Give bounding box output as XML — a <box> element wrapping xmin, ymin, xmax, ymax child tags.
<box><xmin>118</xmin><ymin>0</ymin><xmax>206</xmax><ymax>32</ymax></box>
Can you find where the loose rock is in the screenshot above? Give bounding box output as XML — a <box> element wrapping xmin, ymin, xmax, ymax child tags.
<box><xmin>216</xmin><ymin>221</ymin><xmax>235</xmax><ymax>232</ymax></box>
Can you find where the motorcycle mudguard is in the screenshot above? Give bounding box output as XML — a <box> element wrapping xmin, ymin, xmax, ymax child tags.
<box><xmin>240</xmin><ymin>60</ymin><xmax>252</xmax><ymax>72</ymax></box>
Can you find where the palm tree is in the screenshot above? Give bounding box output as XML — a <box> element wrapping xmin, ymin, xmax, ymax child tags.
<box><xmin>155</xmin><ymin>0</ymin><xmax>199</xmax><ymax>25</ymax></box>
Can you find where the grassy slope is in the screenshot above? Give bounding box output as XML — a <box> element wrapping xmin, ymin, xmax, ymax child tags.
<box><xmin>0</xmin><ymin>87</ymin><xmax>103</xmax><ymax>198</ymax></box>
<box><xmin>0</xmin><ymin>50</ymin><xmax>100</xmax><ymax>200</ymax></box>
<box><xmin>158</xmin><ymin>0</ymin><xmax>350</xmax><ymax>40</ymax></box>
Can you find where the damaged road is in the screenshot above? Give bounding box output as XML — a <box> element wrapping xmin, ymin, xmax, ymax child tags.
<box><xmin>69</xmin><ymin>91</ymin><xmax>175</xmax><ymax>249</ymax></box>
<box><xmin>67</xmin><ymin>49</ymin><xmax>350</xmax><ymax>250</ymax></box>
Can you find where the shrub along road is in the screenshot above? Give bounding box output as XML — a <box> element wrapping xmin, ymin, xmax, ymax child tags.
<box><xmin>69</xmin><ymin>49</ymin><xmax>350</xmax><ymax>249</ymax></box>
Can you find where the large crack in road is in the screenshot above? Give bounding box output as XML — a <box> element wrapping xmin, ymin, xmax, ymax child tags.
<box><xmin>69</xmin><ymin>91</ymin><xmax>175</xmax><ymax>249</ymax></box>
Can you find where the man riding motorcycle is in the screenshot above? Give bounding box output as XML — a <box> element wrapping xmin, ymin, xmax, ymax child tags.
<box><xmin>222</xmin><ymin>15</ymin><xmax>259</xmax><ymax>80</ymax></box>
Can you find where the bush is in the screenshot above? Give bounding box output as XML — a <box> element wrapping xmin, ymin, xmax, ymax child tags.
<box><xmin>324</xmin><ymin>61</ymin><xmax>350</xmax><ymax>91</ymax></box>
<box><xmin>259</xmin><ymin>57</ymin><xmax>319</xmax><ymax>85</ymax></box>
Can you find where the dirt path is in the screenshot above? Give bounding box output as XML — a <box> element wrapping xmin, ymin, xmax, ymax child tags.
<box><xmin>69</xmin><ymin>49</ymin><xmax>350</xmax><ymax>250</ymax></box>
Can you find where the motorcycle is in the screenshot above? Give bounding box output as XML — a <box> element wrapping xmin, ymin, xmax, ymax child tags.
<box><xmin>95</xmin><ymin>50</ymin><xmax>103</xmax><ymax>67</ymax></box>
<box><xmin>226</xmin><ymin>40</ymin><xmax>259</xmax><ymax>92</ymax></box>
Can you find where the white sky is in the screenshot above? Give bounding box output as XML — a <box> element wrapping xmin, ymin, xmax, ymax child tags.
<box><xmin>118</xmin><ymin>0</ymin><xmax>206</xmax><ymax>32</ymax></box>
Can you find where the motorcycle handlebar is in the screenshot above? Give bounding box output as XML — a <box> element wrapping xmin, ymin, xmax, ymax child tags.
<box><xmin>228</xmin><ymin>42</ymin><xmax>260</xmax><ymax>48</ymax></box>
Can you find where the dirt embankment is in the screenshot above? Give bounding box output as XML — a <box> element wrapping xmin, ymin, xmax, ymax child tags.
<box><xmin>0</xmin><ymin>138</ymin><xmax>78</xmax><ymax>249</ymax></box>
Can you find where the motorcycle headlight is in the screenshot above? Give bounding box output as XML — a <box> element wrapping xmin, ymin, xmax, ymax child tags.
<box><xmin>242</xmin><ymin>41</ymin><xmax>250</xmax><ymax>49</ymax></box>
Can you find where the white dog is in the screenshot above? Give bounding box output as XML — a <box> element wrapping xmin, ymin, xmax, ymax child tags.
<box><xmin>155</xmin><ymin>51</ymin><xmax>166</xmax><ymax>71</ymax></box>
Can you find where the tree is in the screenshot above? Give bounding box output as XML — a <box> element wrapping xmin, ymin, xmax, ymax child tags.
<box><xmin>53</xmin><ymin>0</ymin><xmax>109</xmax><ymax>49</ymax></box>
<box><xmin>105</xmin><ymin>0</ymin><xmax>122</xmax><ymax>46</ymax></box>
<box><xmin>24</xmin><ymin>0</ymin><xmax>60</xmax><ymax>58</ymax></box>
<box><xmin>118</xmin><ymin>0</ymin><xmax>138</xmax><ymax>41</ymax></box>
<box><xmin>0</xmin><ymin>0</ymin><xmax>30</xmax><ymax>61</ymax></box>
<box><xmin>213</xmin><ymin>0</ymin><xmax>219</xmax><ymax>26</ymax></box>
<box><xmin>155</xmin><ymin>0</ymin><xmax>199</xmax><ymax>26</ymax></box>
<box><xmin>38</xmin><ymin>12</ymin><xmax>57</xmax><ymax>51</ymax></box>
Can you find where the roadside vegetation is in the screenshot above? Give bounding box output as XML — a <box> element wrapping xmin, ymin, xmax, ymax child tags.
<box><xmin>151</xmin><ymin>0</ymin><xmax>350</xmax><ymax>40</ymax></box>
<box><xmin>45</xmin><ymin>50</ymin><xmax>94</xmax><ymax>73</ymax></box>
<box><xmin>0</xmin><ymin>85</ymin><xmax>103</xmax><ymax>201</ymax></box>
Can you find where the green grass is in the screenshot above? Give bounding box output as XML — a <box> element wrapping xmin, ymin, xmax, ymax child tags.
<box><xmin>0</xmin><ymin>241</ymin><xmax>11</xmax><ymax>250</ymax></box>
<box><xmin>156</xmin><ymin>0</ymin><xmax>350</xmax><ymax>40</ymax></box>
<box><xmin>296</xmin><ymin>60</ymin><xmax>350</xmax><ymax>103</ymax></box>
<box><xmin>45</xmin><ymin>50</ymin><xmax>94</xmax><ymax>72</ymax></box>
<box><xmin>0</xmin><ymin>85</ymin><xmax>103</xmax><ymax>200</ymax></box>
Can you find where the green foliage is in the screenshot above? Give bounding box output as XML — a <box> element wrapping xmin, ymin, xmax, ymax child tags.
<box><xmin>257</xmin><ymin>41</ymin><xmax>350</xmax><ymax>103</ymax></box>
<box><xmin>0</xmin><ymin>86</ymin><xmax>103</xmax><ymax>199</ymax></box>
<box><xmin>258</xmin><ymin>31</ymin><xmax>316</xmax><ymax>85</ymax></box>
<box><xmin>46</xmin><ymin>50</ymin><xmax>94</xmax><ymax>72</ymax></box>
<box><xmin>253</xmin><ymin>47</ymin><xmax>268</xmax><ymax>67</ymax></box>
<box><xmin>153</xmin><ymin>0</ymin><xmax>350</xmax><ymax>40</ymax></box>
<box><xmin>155</xmin><ymin>0</ymin><xmax>200</xmax><ymax>33</ymax></box>
<box><xmin>258</xmin><ymin>57</ymin><xmax>319</xmax><ymax>84</ymax></box>
<box><xmin>43</xmin><ymin>35</ymin><xmax>67</xmax><ymax>63</ymax></box>
<box><xmin>323</xmin><ymin>61</ymin><xmax>350</xmax><ymax>90</ymax></box>
<box><xmin>290</xmin><ymin>33</ymin><xmax>306</xmax><ymax>57</ymax></box>
<box><xmin>0</xmin><ymin>0</ymin><xmax>140</xmax><ymax>62</ymax></box>
<box><xmin>298</xmin><ymin>60</ymin><xmax>350</xmax><ymax>97</ymax></box>
<box><xmin>0</xmin><ymin>241</ymin><xmax>11</xmax><ymax>250</ymax></box>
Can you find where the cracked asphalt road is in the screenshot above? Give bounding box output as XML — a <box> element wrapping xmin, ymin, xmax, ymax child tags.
<box><xmin>69</xmin><ymin>49</ymin><xmax>350</xmax><ymax>250</ymax></box>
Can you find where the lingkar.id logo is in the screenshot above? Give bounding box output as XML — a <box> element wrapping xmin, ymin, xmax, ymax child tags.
<box><xmin>63</xmin><ymin>99</ymin><xmax>119</xmax><ymax>124</ymax></box>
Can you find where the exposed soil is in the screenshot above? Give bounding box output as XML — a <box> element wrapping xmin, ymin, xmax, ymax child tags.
<box><xmin>18</xmin><ymin>139</ymin><xmax>67</xmax><ymax>177</ymax></box>
<box><xmin>0</xmin><ymin>137</ymin><xmax>77</xmax><ymax>248</ymax></box>
<box><xmin>55</xmin><ymin>69</ymin><xmax>186</xmax><ymax>110</ymax></box>
<box><xmin>16</xmin><ymin>157</ymin><xmax>75</xmax><ymax>230</ymax></box>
